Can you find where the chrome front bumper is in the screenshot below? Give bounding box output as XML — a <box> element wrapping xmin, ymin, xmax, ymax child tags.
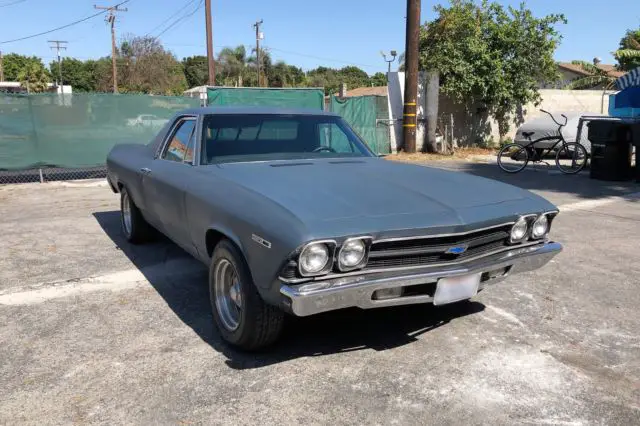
<box><xmin>280</xmin><ymin>242</ymin><xmax>562</xmax><ymax>317</ymax></box>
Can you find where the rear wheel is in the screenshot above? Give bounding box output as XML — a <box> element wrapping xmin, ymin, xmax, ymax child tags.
<box><xmin>209</xmin><ymin>239</ymin><xmax>284</xmax><ymax>350</ymax></box>
<box><xmin>556</xmin><ymin>142</ymin><xmax>588</xmax><ymax>174</ymax></box>
<box><xmin>498</xmin><ymin>143</ymin><xmax>529</xmax><ymax>173</ymax></box>
<box><xmin>120</xmin><ymin>186</ymin><xmax>154</xmax><ymax>244</ymax></box>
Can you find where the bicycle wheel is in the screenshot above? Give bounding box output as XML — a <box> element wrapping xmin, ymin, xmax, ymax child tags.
<box><xmin>556</xmin><ymin>142</ymin><xmax>587</xmax><ymax>174</ymax></box>
<box><xmin>498</xmin><ymin>143</ymin><xmax>529</xmax><ymax>173</ymax></box>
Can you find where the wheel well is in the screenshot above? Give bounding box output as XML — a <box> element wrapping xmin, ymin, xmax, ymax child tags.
<box><xmin>205</xmin><ymin>229</ymin><xmax>227</xmax><ymax>258</ymax></box>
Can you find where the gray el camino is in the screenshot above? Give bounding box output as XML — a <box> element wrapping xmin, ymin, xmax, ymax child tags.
<box><xmin>106</xmin><ymin>106</ymin><xmax>562</xmax><ymax>350</ymax></box>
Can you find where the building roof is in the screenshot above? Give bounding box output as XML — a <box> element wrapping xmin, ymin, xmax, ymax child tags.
<box><xmin>343</xmin><ymin>86</ymin><xmax>388</xmax><ymax>97</ymax></box>
<box><xmin>558</xmin><ymin>62</ymin><xmax>626</xmax><ymax>79</ymax></box>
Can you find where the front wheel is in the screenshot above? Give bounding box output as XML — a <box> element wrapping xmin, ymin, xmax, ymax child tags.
<box><xmin>209</xmin><ymin>239</ymin><xmax>284</xmax><ymax>350</ymax></box>
<box><xmin>556</xmin><ymin>142</ymin><xmax>588</xmax><ymax>174</ymax></box>
<box><xmin>497</xmin><ymin>143</ymin><xmax>529</xmax><ymax>173</ymax></box>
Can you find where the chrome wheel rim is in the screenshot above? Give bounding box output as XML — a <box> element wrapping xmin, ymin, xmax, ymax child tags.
<box><xmin>122</xmin><ymin>192</ymin><xmax>132</xmax><ymax>236</ymax></box>
<box><xmin>213</xmin><ymin>259</ymin><xmax>243</xmax><ymax>331</ymax></box>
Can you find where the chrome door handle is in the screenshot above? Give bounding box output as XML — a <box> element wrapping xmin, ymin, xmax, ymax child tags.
<box><xmin>140</xmin><ymin>167</ymin><xmax>151</xmax><ymax>174</ymax></box>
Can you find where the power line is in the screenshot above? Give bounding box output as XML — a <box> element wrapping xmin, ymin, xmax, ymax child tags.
<box><xmin>266</xmin><ymin>46</ymin><xmax>379</xmax><ymax>70</ymax></box>
<box><xmin>0</xmin><ymin>0</ymin><xmax>27</xmax><ymax>8</ymax></box>
<box><xmin>155</xmin><ymin>0</ymin><xmax>203</xmax><ymax>39</ymax></box>
<box><xmin>145</xmin><ymin>0</ymin><xmax>198</xmax><ymax>36</ymax></box>
<box><xmin>0</xmin><ymin>0</ymin><xmax>130</xmax><ymax>45</ymax></box>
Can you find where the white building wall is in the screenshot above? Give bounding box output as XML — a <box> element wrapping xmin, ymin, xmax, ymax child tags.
<box><xmin>387</xmin><ymin>71</ymin><xmax>613</xmax><ymax>148</ymax></box>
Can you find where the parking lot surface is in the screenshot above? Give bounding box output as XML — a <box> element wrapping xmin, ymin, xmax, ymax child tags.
<box><xmin>1</xmin><ymin>162</ymin><xmax>639</xmax><ymax>424</ymax></box>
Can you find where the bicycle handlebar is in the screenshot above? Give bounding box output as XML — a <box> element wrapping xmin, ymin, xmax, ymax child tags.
<box><xmin>540</xmin><ymin>109</ymin><xmax>568</xmax><ymax>127</ymax></box>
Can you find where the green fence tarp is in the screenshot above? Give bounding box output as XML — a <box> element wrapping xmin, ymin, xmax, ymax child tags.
<box><xmin>330</xmin><ymin>95</ymin><xmax>391</xmax><ymax>154</ymax></box>
<box><xmin>207</xmin><ymin>87</ymin><xmax>324</xmax><ymax>110</ymax></box>
<box><xmin>0</xmin><ymin>93</ymin><xmax>200</xmax><ymax>170</ymax></box>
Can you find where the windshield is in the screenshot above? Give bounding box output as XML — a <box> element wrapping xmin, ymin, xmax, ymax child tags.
<box><xmin>200</xmin><ymin>113</ymin><xmax>374</xmax><ymax>164</ymax></box>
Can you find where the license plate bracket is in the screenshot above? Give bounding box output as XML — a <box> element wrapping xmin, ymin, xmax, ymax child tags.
<box><xmin>433</xmin><ymin>273</ymin><xmax>481</xmax><ymax>306</ymax></box>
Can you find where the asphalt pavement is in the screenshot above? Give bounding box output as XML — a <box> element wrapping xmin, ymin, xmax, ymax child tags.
<box><xmin>1</xmin><ymin>162</ymin><xmax>639</xmax><ymax>425</ymax></box>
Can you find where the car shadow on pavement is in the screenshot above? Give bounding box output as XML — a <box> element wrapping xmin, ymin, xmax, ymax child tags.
<box><xmin>431</xmin><ymin>161</ymin><xmax>640</xmax><ymax>202</ymax></box>
<box><xmin>94</xmin><ymin>210</ymin><xmax>485</xmax><ymax>369</ymax></box>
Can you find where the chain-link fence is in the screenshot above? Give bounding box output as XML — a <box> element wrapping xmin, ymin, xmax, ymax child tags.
<box><xmin>0</xmin><ymin>92</ymin><xmax>200</xmax><ymax>185</ymax></box>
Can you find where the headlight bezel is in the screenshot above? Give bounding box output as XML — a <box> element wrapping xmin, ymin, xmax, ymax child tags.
<box><xmin>297</xmin><ymin>240</ymin><xmax>336</xmax><ymax>277</ymax></box>
<box><xmin>337</xmin><ymin>237</ymin><xmax>372</xmax><ymax>272</ymax></box>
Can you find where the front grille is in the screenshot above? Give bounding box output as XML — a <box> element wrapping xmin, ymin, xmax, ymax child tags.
<box><xmin>365</xmin><ymin>226</ymin><xmax>511</xmax><ymax>271</ymax></box>
<box><xmin>279</xmin><ymin>224</ymin><xmax>514</xmax><ymax>281</ymax></box>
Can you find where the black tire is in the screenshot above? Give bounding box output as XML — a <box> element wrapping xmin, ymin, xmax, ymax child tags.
<box><xmin>497</xmin><ymin>143</ymin><xmax>529</xmax><ymax>173</ymax></box>
<box><xmin>556</xmin><ymin>142</ymin><xmax>588</xmax><ymax>174</ymax></box>
<box><xmin>120</xmin><ymin>186</ymin><xmax>154</xmax><ymax>244</ymax></box>
<box><xmin>209</xmin><ymin>239</ymin><xmax>284</xmax><ymax>350</ymax></box>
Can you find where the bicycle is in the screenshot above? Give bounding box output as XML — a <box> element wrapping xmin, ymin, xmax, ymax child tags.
<box><xmin>497</xmin><ymin>109</ymin><xmax>588</xmax><ymax>174</ymax></box>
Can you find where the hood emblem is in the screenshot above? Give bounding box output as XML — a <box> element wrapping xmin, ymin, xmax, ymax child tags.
<box><xmin>445</xmin><ymin>245</ymin><xmax>468</xmax><ymax>255</ymax></box>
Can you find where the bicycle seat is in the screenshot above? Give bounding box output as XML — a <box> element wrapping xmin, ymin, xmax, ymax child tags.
<box><xmin>521</xmin><ymin>131</ymin><xmax>535</xmax><ymax>138</ymax></box>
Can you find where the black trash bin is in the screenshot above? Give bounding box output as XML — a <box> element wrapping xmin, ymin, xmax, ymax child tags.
<box><xmin>633</xmin><ymin>123</ymin><xmax>640</xmax><ymax>183</ymax></box>
<box><xmin>588</xmin><ymin>121</ymin><xmax>633</xmax><ymax>181</ymax></box>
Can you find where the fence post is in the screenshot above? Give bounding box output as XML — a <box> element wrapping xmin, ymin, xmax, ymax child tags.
<box><xmin>39</xmin><ymin>168</ymin><xmax>44</xmax><ymax>183</ymax></box>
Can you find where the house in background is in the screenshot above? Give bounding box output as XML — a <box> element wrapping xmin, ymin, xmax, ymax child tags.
<box><xmin>541</xmin><ymin>62</ymin><xmax>627</xmax><ymax>89</ymax></box>
<box><xmin>0</xmin><ymin>81</ymin><xmax>72</xmax><ymax>94</ymax></box>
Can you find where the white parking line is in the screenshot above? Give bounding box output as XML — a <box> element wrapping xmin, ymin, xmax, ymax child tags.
<box><xmin>558</xmin><ymin>191</ymin><xmax>640</xmax><ymax>212</ymax></box>
<box><xmin>0</xmin><ymin>270</ymin><xmax>147</xmax><ymax>306</ymax></box>
<box><xmin>0</xmin><ymin>258</ymin><xmax>204</xmax><ymax>306</ymax></box>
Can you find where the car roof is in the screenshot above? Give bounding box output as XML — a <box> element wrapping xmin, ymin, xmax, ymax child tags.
<box><xmin>180</xmin><ymin>106</ymin><xmax>340</xmax><ymax>117</ymax></box>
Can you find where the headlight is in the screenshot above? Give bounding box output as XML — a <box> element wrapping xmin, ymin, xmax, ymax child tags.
<box><xmin>299</xmin><ymin>243</ymin><xmax>331</xmax><ymax>276</ymax></box>
<box><xmin>338</xmin><ymin>239</ymin><xmax>367</xmax><ymax>271</ymax></box>
<box><xmin>510</xmin><ymin>217</ymin><xmax>529</xmax><ymax>243</ymax></box>
<box><xmin>531</xmin><ymin>215</ymin><xmax>549</xmax><ymax>239</ymax></box>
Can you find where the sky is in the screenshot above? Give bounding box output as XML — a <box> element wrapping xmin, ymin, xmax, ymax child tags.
<box><xmin>0</xmin><ymin>0</ymin><xmax>639</xmax><ymax>74</ymax></box>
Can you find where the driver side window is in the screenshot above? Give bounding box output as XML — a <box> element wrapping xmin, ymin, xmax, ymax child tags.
<box><xmin>318</xmin><ymin>123</ymin><xmax>354</xmax><ymax>153</ymax></box>
<box><xmin>162</xmin><ymin>118</ymin><xmax>196</xmax><ymax>163</ymax></box>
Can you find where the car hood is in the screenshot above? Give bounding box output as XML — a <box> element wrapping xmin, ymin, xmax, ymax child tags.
<box><xmin>207</xmin><ymin>158</ymin><xmax>556</xmax><ymax>238</ymax></box>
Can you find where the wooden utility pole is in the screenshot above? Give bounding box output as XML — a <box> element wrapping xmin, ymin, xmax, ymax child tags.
<box><xmin>253</xmin><ymin>19</ymin><xmax>263</xmax><ymax>87</ymax></box>
<box><xmin>205</xmin><ymin>0</ymin><xmax>215</xmax><ymax>86</ymax></box>
<box><xmin>48</xmin><ymin>40</ymin><xmax>68</xmax><ymax>88</ymax></box>
<box><xmin>402</xmin><ymin>0</ymin><xmax>420</xmax><ymax>153</ymax></box>
<box><xmin>0</xmin><ymin>51</ymin><xmax>4</xmax><ymax>82</ymax></box>
<box><xmin>94</xmin><ymin>4</ymin><xmax>127</xmax><ymax>93</ymax></box>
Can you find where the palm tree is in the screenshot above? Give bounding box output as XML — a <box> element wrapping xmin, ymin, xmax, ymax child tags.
<box><xmin>614</xmin><ymin>37</ymin><xmax>640</xmax><ymax>71</ymax></box>
<box><xmin>563</xmin><ymin>60</ymin><xmax>617</xmax><ymax>90</ymax></box>
<box><xmin>18</xmin><ymin>62</ymin><xmax>50</xmax><ymax>93</ymax></box>
<box><xmin>217</xmin><ymin>46</ymin><xmax>248</xmax><ymax>87</ymax></box>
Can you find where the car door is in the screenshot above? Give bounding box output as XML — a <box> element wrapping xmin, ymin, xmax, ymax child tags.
<box><xmin>142</xmin><ymin>116</ymin><xmax>198</xmax><ymax>251</ymax></box>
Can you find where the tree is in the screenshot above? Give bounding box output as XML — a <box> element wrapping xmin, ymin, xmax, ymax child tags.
<box><xmin>371</xmin><ymin>72</ymin><xmax>387</xmax><ymax>86</ymax></box>
<box><xmin>48</xmin><ymin>58</ymin><xmax>96</xmax><ymax>92</ymax></box>
<box><xmin>305</xmin><ymin>66</ymin><xmax>372</xmax><ymax>95</ymax></box>
<box><xmin>419</xmin><ymin>0</ymin><xmax>565</xmax><ymax>144</ymax></box>
<box><xmin>248</xmin><ymin>47</ymin><xmax>272</xmax><ymax>87</ymax></box>
<box><xmin>269</xmin><ymin>61</ymin><xmax>305</xmax><ymax>87</ymax></box>
<box><xmin>615</xmin><ymin>28</ymin><xmax>640</xmax><ymax>72</ymax></box>
<box><xmin>116</xmin><ymin>35</ymin><xmax>187</xmax><ymax>95</ymax></box>
<box><xmin>217</xmin><ymin>45</ymin><xmax>249</xmax><ymax>87</ymax></box>
<box><xmin>182</xmin><ymin>56</ymin><xmax>209</xmax><ymax>88</ymax></box>
<box><xmin>2</xmin><ymin>53</ymin><xmax>50</xmax><ymax>82</ymax></box>
<box><xmin>18</xmin><ymin>62</ymin><xmax>50</xmax><ymax>93</ymax></box>
<box><xmin>337</xmin><ymin>66</ymin><xmax>371</xmax><ymax>90</ymax></box>
<box><xmin>306</xmin><ymin>66</ymin><xmax>338</xmax><ymax>94</ymax></box>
